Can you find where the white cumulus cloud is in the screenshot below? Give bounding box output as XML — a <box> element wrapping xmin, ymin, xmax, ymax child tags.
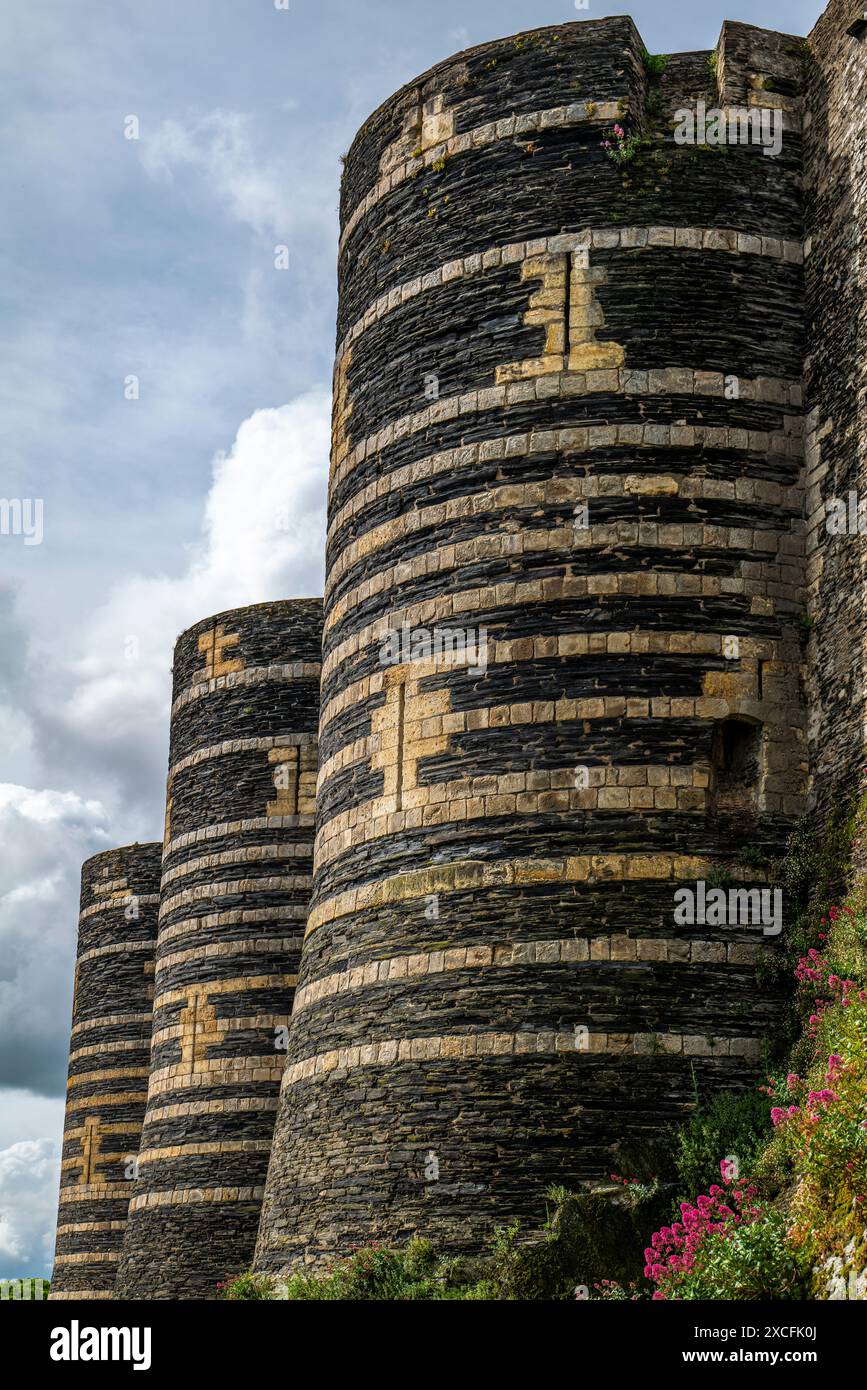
<box><xmin>0</xmin><ymin>1138</ymin><xmax>59</xmax><ymax>1280</ymax></box>
<box><xmin>52</xmin><ymin>389</ymin><xmax>329</xmax><ymax>761</ymax></box>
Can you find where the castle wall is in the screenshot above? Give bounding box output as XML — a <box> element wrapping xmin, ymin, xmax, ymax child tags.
<box><xmin>803</xmin><ymin>1</ymin><xmax>867</xmax><ymax>813</ymax></box>
<box><xmin>49</xmin><ymin>844</ymin><xmax>161</xmax><ymax>1300</ymax></box>
<box><xmin>114</xmin><ymin>600</ymin><xmax>322</xmax><ymax>1299</ymax></box>
<box><xmin>255</xmin><ymin>18</ymin><xmax>809</xmax><ymax>1271</ymax></box>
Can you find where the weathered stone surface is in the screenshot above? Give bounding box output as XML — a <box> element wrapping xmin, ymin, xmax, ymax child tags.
<box><xmin>255</xmin><ymin>16</ymin><xmax>811</xmax><ymax>1274</ymax></box>
<box><xmin>48</xmin><ymin>844</ymin><xmax>162</xmax><ymax>1300</ymax></box>
<box><xmin>114</xmin><ymin>600</ymin><xmax>322</xmax><ymax>1300</ymax></box>
<box><xmin>802</xmin><ymin>0</ymin><xmax>867</xmax><ymax>817</ymax></box>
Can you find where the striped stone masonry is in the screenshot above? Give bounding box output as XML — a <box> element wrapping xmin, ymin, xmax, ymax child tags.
<box><xmin>281</xmin><ymin>1031</ymin><xmax>764</xmax><ymax>1089</ymax></box>
<box><xmin>802</xmin><ymin>0</ymin><xmax>867</xmax><ymax>812</ymax></box>
<box><xmin>336</xmin><ymin>228</ymin><xmax>802</xmax><ymax>363</ymax></box>
<box><xmin>255</xmin><ymin>15</ymin><xmax>808</xmax><ymax>1274</ymax></box>
<box><xmin>292</xmin><ymin>937</ymin><xmax>763</xmax><ymax>1015</ymax></box>
<box><xmin>114</xmin><ymin>599</ymin><xmax>322</xmax><ymax>1300</ymax></box>
<box><xmin>49</xmin><ymin>844</ymin><xmax>162</xmax><ymax>1301</ymax></box>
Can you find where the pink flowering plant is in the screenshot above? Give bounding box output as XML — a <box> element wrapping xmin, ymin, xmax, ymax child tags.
<box><xmin>608</xmin><ymin>1172</ymin><xmax>661</xmax><ymax>1210</ymax></box>
<box><xmin>643</xmin><ymin>1168</ymin><xmax>809</xmax><ymax>1300</ymax></box>
<box><xmin>593</xmin><ymin>1278</ymin><xmax>646</xmax><ymax>1301</ymax></box>
<box><xmin>757</xmin><ymin>885</ymin><xmax>867</xmax><ymax>1268</ymax></box>
<box><xmin>773</xmin><ymin>991</ymin><xmax>867</xmax><ymax>1239</ymax></box>
<box><xmin>600</xmin><ymin>123</ymin><xmax>643</xmax><ymax>165</ymax></box>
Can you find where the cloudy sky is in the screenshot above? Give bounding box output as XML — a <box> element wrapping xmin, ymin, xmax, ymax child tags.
<box><xmin>0</xmin><ymin>0</ymin><xmax>825</xmax><ymax>1281</ymax></box>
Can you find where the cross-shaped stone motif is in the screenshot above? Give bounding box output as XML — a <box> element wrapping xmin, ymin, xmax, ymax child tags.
<box><xmin>93</xmin><ymin>873</ymin><xmax>129</xmax><ymax>904</ymax></box>
<box><xmin>371</xmin><ymin>664</ymin><xmax>451</xmax><ymax>812</ymax></box>
<box><xmin>497</xmin><ymin>248</ymin><xmax>624</xmax><ymax>384</ymax></box>
<box><xmin>77</xmin><ymin>1116</ymin><xmax>104</xmax><ymax>1185</ymax></box>
<box><xmin>266</xmin><ymin>743</ymin><xmax>318</xmax><ymax>818</ymax></box>
<box><xmin>197</xmin><ymin>625</ymin><xmax>243</xmax><ymax>681</ymax></box>
<box><xmin>380</xmin><ymin>94</ymin><xmax>455</xmax><ymax>176</ymax></box>
<box><xmin>178</xmin><ymin>987</ymin><xmax>222</xmax><ymax>1077</ymax></box>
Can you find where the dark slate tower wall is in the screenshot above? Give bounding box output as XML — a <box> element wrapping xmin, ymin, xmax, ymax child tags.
<box><xmin>803</xmin><ymin>1</ymin><xmax>867</xmax><ymax>813</ymax></box>
<box><xmin>114</xmin><ymin>599</ymin><xmax>322</xmax><ymax>1299</ymax></box>
<box><xmin>255</xmin><ymin>17</ymin><xmax>809</xmax><ymax>1271</ymax></box>
<box><xmin>49</xmin><ymin>844</ymin><xmax>161</xmax><ymax>1301</ymax></box>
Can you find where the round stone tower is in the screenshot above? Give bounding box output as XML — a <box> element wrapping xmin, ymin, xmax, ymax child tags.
<box><xmin>256</xmin><ymin>16</ymin><xmax>808</xmax><ymax>1270</ymax></box>
<box><xmin>115</xmin><ymin>599</ymin><xmax>322</xmax><ymax>1299</ymax></box>
<box><xmin>49</xmin><ymin>843</ymin><xmax>161</xmax><ymax>1300</ymax></box>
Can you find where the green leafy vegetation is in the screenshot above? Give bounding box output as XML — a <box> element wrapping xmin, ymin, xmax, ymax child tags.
<box><xmin>674</xmin><ymin>1086</ymin><xmax>773</xmax><ymax>1198</ymax></box>
<box><xmin>641</xmin><ymin>48</ymin><xmax>668</xmax><ymax>78</ymax></box>
<box><xmin>223</xmin><ymin>1185</ymin><xmax>669</xmax><ymax>1301</ymax></box>
<box><xmin>0</xmin><ymin>1278</ymin><xmax>50</xmax><ymax>1300</ymax></box>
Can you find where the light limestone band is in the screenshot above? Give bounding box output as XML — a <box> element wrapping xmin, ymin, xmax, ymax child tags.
<box><xmin>153</xmin><ymin>974</ymin><xmax>299</xmax><ymax>1009</ymax></box>
<box><xmin>70</xmin><ymin>1012</ymin><xmax>153</xmax><ymax>1039</ymax></box>
<box><xmin>61</xmin><ymin>1093</ymin><xmax>149</xmax><ymax>1114</ymax></box>
<box><xmin>320</xmin><ymin>557</ymin><xmax>800</xmax><ymax>689</ymax></box>
<box><xmin>314</xmin><ymin>766</ymin><xmax>712</xmax><ymax>867</ymax></box>
<box><xmin>165</xmin><ymin>816</ymin><xmax>315</xmax><ymax>858</ymax></box>
<box><xmin>151</xmin><ymin>1014</ymin><xmax>295</xmax><ymax>1047</ymax></box>
<box><xmin>168</xmin><ymin>732</ymin><xmax>317</xmax><ymax>781</ymax></box>
<box><xmin>68</xmin><ymin>1039</ymin><xmax>151</xmax><ymax>1064</ymax></box>
<box><xmin>171</xmin><ymin>661</ymin><xmax>321</xmax><ymax>719</ymax></box>
<box><xmin>56</xmin><ymin>1222</ymin><xmax>129</xmax><ymax>1236</ymax></box>
<box><xmin>317</xmin><ymin>749</ymin><xmax>713</xmax><ymax>801</ymax></box>
<box><xmin>325</xmin><ymin>479</ymin><xmax>804</xmax><ymax>608</ymax></box>
<box><xmin>67</xmin><ymin>1067</ymin><xmax>150</xmax><ymax>1090</ymax></box>
<box><xmin>74</xmin><ymin>940</ymin><xmax>155</xmax><ymax>966</ymax></box>
<box><xmin>157</xmin><ymin>913</ymin><xmax>304</xmax><ymax>950</ymax></box>
<box><xmin>159</xmin><ymin>880</ymin><xmax>310</xmax><ymax>920</ymax></box>
<box><xmin>293</xmin><ymin>937</ymin><xmax>763</xmax><ymax>1014</ymax></box>
<box><xmin>57</xmin><ymin>1184</ymin><xmax>136</xmax><ymax>1201</ymax></box>
<box><xmin>319</xmin><ymin>629</ymin><xmax>794</xmax><ymax>739</ymax></box>
<box><xmin>325</xmin><ymin>520</ymin><xmax>803</xmax><ymax>635</ymax></box>
<box><xmin>331</xmin><ymin>372</ymin><xmax>804</xmax><ymax>497</ymax></box>
<box><xmin>78</xmin><ymin>896</ymin><xmax>160</xmax><ymax>924</ymax></box>
<box><xmin>50</xmin><ymin>1291</ymin><xmax>114</xmax><ymax>1301</ymax></box>
<box><xmin>53</xmin><ymin>1252</ymin><xmax>120</xmax><ymax>1266</ymax></box>
<box><xmin>282</xmin><ymin>1030</ymin><xmax>764</xmax><ymax>1088</ymax></box>
<box><xmin>327</xmin><ymin>469</ymin><xmax>805</xmax><ymax>594</ymax></box>
<box><xmin>137</xmin><ymin>1141</ymin><xmax>272</xmax><ymax>1164</ymax></box>
<box><xmin>305</xmin><ymin>853</ymin><xmax>756</xmax><ymax>937</ymax></box>
<box><xmin>145</xmin><ymin>1096</ymin><xmax>279</xmax><ymax>1123</ymax></box>
<box><xmin>128</xmin><ymin>1186</ymin><xmax>265</xmax><ymax>1213</ymax></box>
<box><xmin>161</xmin><ymin>848</ymin><xmax>312</xmax><ymax>891</ymax></box>
<box><xmin>63</xmin><ymin>1119</ymin><xmax>144</xmax><ymax>1136</ymax></box>
<box><xmin>328</xmin><ymin>430</ymin><xmax>805</xmax><ymax>559</ymax></box>
<box><xmin>146</xmin><ymin>1064</ymin><xmax>286</xmax><ymax>1099</ymax></box>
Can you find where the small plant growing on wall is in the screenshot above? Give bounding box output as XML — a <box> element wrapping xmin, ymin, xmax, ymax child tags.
<box><xmin>601</xmin><ymin>123</ymin><xmax>643</xmax><ymax>164</ymax></box>
<box><xmin>641</xmin><ymin>47</ymin><xmax>668</xmax><ymax>78</ymax></box>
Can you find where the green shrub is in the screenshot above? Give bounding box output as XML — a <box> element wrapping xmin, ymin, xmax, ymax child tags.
<box><xmin>486</xmin><ymin>1184</ymin><xmax>669</xmax><ymax>1300</ymax></box>
<box><xmin>675</xmin><ymin>1086</ymin><xmax>773</xmax><ymax>1198</ymax></box>
<box><xmin>0</xmin><ymin>1277</ymin><xmax>50</xmax><ymax>1300</ymax></box>
<box><xmin>641</xmin><ymin>48</ymin><xmax>668</xmax><ymax>78</ymax></box>
<box><xmin>280</xmin><ymin>1239</ymin><xmax>489</xmax><ymax>1301</ymax></box>
<box><xmin>219</xmin><ymin>1271</ymin><xmax>279</xmax><ymax>1300</ymax></box>
<box><xmin>225</xmin><ymin>1187</ymin><xmax>670</xmax><ymax>1301</ymax></box>
<box><xmin>667</xmin><ymin>1207</ymin><xmax>812</xmax><ymax>1301</ymax></box>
